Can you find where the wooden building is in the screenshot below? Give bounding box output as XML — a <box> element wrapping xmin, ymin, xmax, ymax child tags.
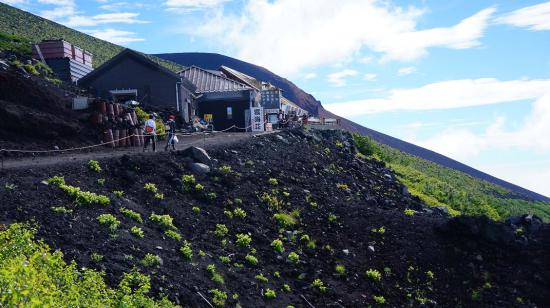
<box><xmin>79</xmin><ymin>49</ymin><xmax>196</xmax><ymax>120</ymax></box>
<box><xmin>32</xmin><ymin>39</ymin><xmax>93</xmax><ymax>82</ymax></box>
<box><xmin>179</xmin><ymin>66</ymin><xmax>260</xmax><ymax>131</ymax></box>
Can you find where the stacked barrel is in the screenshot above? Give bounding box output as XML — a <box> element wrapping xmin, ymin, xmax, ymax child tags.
<box><xmin>91</xmin><ymin>100</ymin><xmax>144</xmax><ymax>148</ymax></box>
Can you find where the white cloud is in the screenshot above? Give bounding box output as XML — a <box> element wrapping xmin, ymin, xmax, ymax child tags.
<box><xmin>164</xmin><ymin>0</ymin><xmax>228</xmax><ymax>11</ymax></box>
<box><xmin>189</xmin><ymin>0</ymin><xmax>495</xmax><ymax>74</ymax></box>
<box><xmin>64</xmin><ymin>12</ymin><xmax>149</xmax><ymax>27</ymax></box>
<box><xmin>397</xmin><ymin>66</ymin><xmax>416</xmax><ymax>76</ymax></box>
<box><xmin>359</xmin><ymin>56</ymin><xmax>374</xmax><ymax>64</ymax></box>
<box><xmin>327</xmin><ymin>69</ymin><xmax>358</xmax><ymax>87</ymax></box>
<box><xmin>304</xmin><ymin>73</ymin><xmax>317</xmax><ymax>80</ymax></box>
<box><xmin>325</xmin><ymin>78</ymin><xmax>550</xmax><ymax>116</ymax></box>
<box><xmin>496</xmin><ymin>1</ymin><xmax>550</xmax><ymax>31</ymax></box>
<box><xmin>85</xmin><ymin>29</ymin><xmax>144</xmax><ymax>44</ymax></box>
<box><xmin>363</xmin><ymin>73</ymin><xmax>377</xmax><ymax>81</ymax></box>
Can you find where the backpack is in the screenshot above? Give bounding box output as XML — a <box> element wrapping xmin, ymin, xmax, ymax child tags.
<box><xmin>145</xmin><ymin>125</ymin><xmax>154</xmax><ymax>133</ymax></box>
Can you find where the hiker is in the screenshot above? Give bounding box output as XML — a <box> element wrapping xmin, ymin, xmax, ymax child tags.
<box><xmin>143</xmin><ymin>114</ymin><xmax>156</xmax><ymax>152</ymax></box>
<box><xmin>165</xmin><ymin>115</ymin><xmax>177</xmax><ymax>151</ymax></box>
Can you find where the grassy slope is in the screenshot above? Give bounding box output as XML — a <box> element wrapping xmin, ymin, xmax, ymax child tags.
<box><xmin>353</xmin><ymin>134</ymin><xmax>550</xmax><ymax>222</ymax></box>
<box><xmin>0</xmin><ymin>3</ymin><xmax>181</xmax><ymax>71</ymax></box>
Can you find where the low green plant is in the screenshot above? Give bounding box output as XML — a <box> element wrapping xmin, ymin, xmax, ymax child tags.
<box><xmin>307</xmin><ymin>240</ymin><xmax>317</xmax><ymax>250</ymax></box>
<box><xmin>97</xmin><ymin>178</ymin><xmax>106</xmax><ymax>186</ymax></box>
<box><xmin>88</xmin><ymin>160</ymin><xmax>102</xmax><ymax>173</ymax></box>
<box><xmin>373</xmin><ymin>295</ymin><xmax>385</xmax><ymax>304</ymax></box>
<box><xmin>120</xmin><ymin>207</ymin><xmax>143</xmax><ymax>223</ymax></box>
<box><xmin>113</xmin><ymin>190</ymin><xmax>124</xmax><ymax>197</ymax></box>
<box><xmin>282</xmin><ymin>191</ymin><xmax>290</xmax><ymax>198</ymax></box>
<box><xmin>0</xmin><ymin>223</ymin><xmax>173</xmax><ymax>306</ymax></box>
<box><xmin>273</xmin><ymin>213</ymin><xmax>297</xmax><ymax>227</ymax></box>
<box><xmin>150</xmin><ymin>213</ymin><xmax>177</xmax><ymax>231</ymax></box>
<box><xmin>234</xmin><ymin>198</ymin><xmax>243</xmax><ymax>205</ymax></box>
<box><xmin>283</xmin><ymin>284</ymin><xmax>292</xmax><ymax>292</ymax></box>
<box><xmin>232</xmin><ymin>293</ymin><xmax>239</xmax><ymax>300</ymax></box>
<box><xmin>192</xmin><ymin>206</ymin><xmax>200</xmax><ymax>213</ymax></box>
<box><xmin>4</xmin><ymin>183</ymin><xmax>17</xmax><ymax>190</ymax></box>
<box><xmin>335</xmin><ymin>140</ymin><xmax>344</xmax><ymax>148</ymax></box>
<box><xmin>311</xmin><ymin>278</ymin><xmax>327</xmax><ymax>292</ymax></box>
<box><xmin>245</xmin><ymin>254</ymin><xmax>258</xmax><ymax>265</ymax></box>
<box><xmin>90</xmin><ymin>252</ymin><xmax>103</xmax><ymax>262</ymax></box>
<box><xmin>50</xmin><ymin>206</ymin><xmax>73</xmax><ymax>214</ymax></box>
<box><xmin>300</xmin><ymin>234</ymin><xmax>310</xmax><ymax>242</ymax></box>
<box><xmin>219</xmin><ymin>256</ymin><xmax>231</xmax><ymax>264</ymax></box>
<box><xmin>206</xmin><ymin>264</ymin><xmax>224</xmax><ymax>285</ymax></box>
<box><xmin>426</xmin><ymin>270</ymin><xmax>435</xmax><ymax>279</ymax></box>
<box><xmin>268</xmin><ymin>178</ymin><xmax>278</xmax><ymax>186</ymax></box>
<box><xmin>335</xmin><ymin>264</ymin><xmax>346</xmax><ymax>275</ymax></box>
<box><xmin>223</xmin><ymin>210</ymin><xmax>233</xmax><ymax>219</ymax></box>
<box><xmin>209</xmin><ymin>289</ymin><xmax>227</xmax><ymax>307</ymax></box>
<box><xmin>255</xmin><ymin>273</ymin><xmax>268</xmax><ymax>283</ymax></box>
<box><xmin>180</xmin><ymin>241</ymin><xmax>193</xmax><ymax>260</ymax></box>
<box><xmin>207</xmin><ymin>192</ymin><xmax>217</xmax><ymax>200</ymax></box>
<box><xmin>97</xmin><ymin>214</ymin><xmax>120</xmax><ymax>233</ymax></box>
<box><xmin>144</xmin><ymin>183</ymin><xmax>158</xmax><ymax>193</ymax></box>
<box><xmin>336</xmin><ymin>183</ymin><xmax>349</xmax><ymax>190</ymax></box>
<box><xmin>141</xmin><ymin>253</ymin><xmax>161</xmax><ymax>267</ymax></box>
<box><xmin>154</xmin><ymin>193</ymin><xmax>164</xmax><ymax>200</ymax></box>
<box><xmin>366</xmin><ymin>269</ymin><xmax>382</xmax><ymax>282</ymax></box>
<box><xmin>287</xmin><ymin>252</ymin><xmax>299</xmax><ymax>263</ymax></box>
<box><xmin>328</xmin><ymin>213</ymin><xmax>337</xmax><ymax>222</ymax></box>
<box><xmin>271</xmin><ymin>239</ymin><xmax>285</xmax><ymax>253</ymax></box>
<box><xmin>195</xmin><ymin>183</ymin><xmax>204</xmax><ymax>191</ymax></box>
<box><xmin>371</xmin><ymin>226</ymin><xmax>386</xmax><ymax>234</ymax></box>
<box><xmin>404</xmin><ymin>208</ymin><xmax>416</xmax><ymax>216</ymax></box>
<box><xmin>164</xmin><ymin>230</ymin><xmax>181</xmax><ymax>241</ymax></box>
<box><xmin>260</xmin><ymin>192</ymin><xmax>282</xmax><ymax>210</ymax></box>
<box><xmin>215</xmin><ymin>224</ymin><xmax>229</xmax><ymax>237</ymax></box>
<box><xmin>130</xmin><ymin>226</ymin><xmax>144</xmax><ymax>238</ymax></box>
<box><xmin>47</xmin><ymin>176</ymin><xmax>110</xmax><ymax>206</ymax></box>
<box><xmin>235</xmin><ymin>233</ymin><xmax>252</xmax><ymax>247</ymax></box>
<box><xmin>274</xmin><ymin>271</ymin><xmax>281</xmax><ymax>278</ymax></box>
<box><xmin>198</xmin><ymin>250</ymin><xmax>206</xmax><ymax>257</ymax></box>
<box><xmin>233</xmin><ymin>207</ymin><xmax>246</xmax><ymax>218</ymax></box>
<box><xmin>219</xmin><ymin>165</ymin><xmax>232</xmax><ymax>174</ymax></box>
<box><xmin>245</xmin><ymin>160</ymin><xmax>254</xmax><ymax>166</ymax></box>
<box><xmin>264</xmin><ymin>288</ymin><xmax>276</xmax><ymax>299</ymax></box>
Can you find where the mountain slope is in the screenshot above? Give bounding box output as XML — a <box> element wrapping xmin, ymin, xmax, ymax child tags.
<box><xmin>156</xmin><ymin>52</ymin><xmax>549</xmax><ymax>202</ymax></box>
<box><xmin>0</xmin><ymin>2</ymin><xmax>181</xmax><ymax>72</ymax></box>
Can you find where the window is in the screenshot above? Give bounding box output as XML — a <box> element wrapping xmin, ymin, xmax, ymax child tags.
<box><xmin>227</xmin><ymin>106</ymin><xmax>233</xmax><ymax>119</ymax></box>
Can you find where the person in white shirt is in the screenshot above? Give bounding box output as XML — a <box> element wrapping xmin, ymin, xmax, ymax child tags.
<box><xmin>143</xmin><ymin>114</ymin><xmax>157</xmax><ymax>152</ymax></box>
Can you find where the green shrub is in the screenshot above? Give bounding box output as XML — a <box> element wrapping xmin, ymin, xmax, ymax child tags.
<box><xmin>373</xmin><ymin>295</ymin><xmax>385</xmax><ymax>304</ymax></box>
<box><xmin>245</xmin><ymin>254</ymin><xmax>258</xmax><ymax>265</ymax></box>
<box><xmin>328</xmin><ymin>213</ymin><xmax>337</xmax><ymax>222</ymax></box>
<box><xmin>130</xmin><ymin>226</ymin><xmax>144</xmax><ymax>238</ymax></box>
<box><xmin>335</xmin><ymin>264</ymin><xmax>346</xmax><ymax>275</ymax></box>
<box><xmin>113</xmin><ymin>190</ymin><xmax>124</xmax><ymax>197</ymax></box>
<box><xmin>352</xmin><ymin>134</ymin><xmax>380</xmax><ymax>156</ymax></box>
<box><xmin>48</xmin><ymin>177</ymin><xmax>110</xmax><ymax>206</ymax></box>
<box><xmin>47</xmin><ymin>175</ymin><xmax>65</xmax><ymax>186</ymax></box>
<box><xmin>233</xmin><ymin>207</ymin><xmax>246</xmax><ymax>218</ymax></box>
<box><xmin>88</xmin><ymin>160</ymin><xmax>101</xmax><ymax>173</ymax></box>
<box><xmin>264</xmin><ymin>288</ymin><xmax>276</xmax><ymax>299</ymax></box>
<box><xmin>180</xmin><ymin>241</ymin><xmax>193</xmax><ymax>260</ymax></box>
<box><xmin>207</xmin><ymin>192</ymin><xmax>217</xmax><ymax>200</ymax></box>
<box><xmin>90</xmin><ymin>252</ymin><xmax>103</xmax><ymax>262</ymax></box>
<box><xmin>209</xmin><ymin>289</ymin><xmax>227</xmax><ymax>307</ymax></box>
<box><xmin>283</xmin><ymin>284</ymin><xmax>291</xmax><ymax>292</ymax></box>
<box><xmin>260</xmin><ymin>192</ymin><xmax>282</xmax><ymax>210</ymax></box>
<box><xmin>300</xmin><ymin>234</ymin><xmax>310</xmax><ymax>242</ymax></box>
<box><xmin>50</xmin><ymin>206</ymin><xmax>73</xmax><ymax>214</ymax></box>
<box><xmin>192</xmin><ymin>206</ymin><xmax>200</xmax><ymax>213</ymax></box>
<box><xmin>181</xmin><ymin>175</ymin><xmax>196</xmax><ymax>192</ymax></box>
<box><xmin>97</xmin><ymin>178</ymin><xmax>105</xmax><ymax>186</ymax></box>
<box><xmin>287</xmin><ymin>252</ymin><xmax>299</xmax><ymax>264</ymax></box>
<box><xmin>219</xmin><ymin>165</ymin><xmax>232</xmax><ymax>174</ymax></box>
<box><xmin>306</xmin><ymin>240</ymin><xmax>317</xmax><ymax>250</ymax></box>
<box><xmin>141</xmin><ymin>253</ymin><xmax>161</xmax><ymax>267</ymax></box>
<box><xmin>268</xmin><ymin>178</ymin><xmax>278</xmax><ymax>186</ymax></box>
<box><xmin>404</xmin><ymin>209</ymin><xmax>415</xmax><ymax>216</ymax></box>
<box><xmin>144</xmin><ymin>183</ymin><xmax>158</xmax><ymax>193</ymax></box>
<box><xmin>214</xmin><ymin>224</ymin><xmax>229</xmax><ymax>237</ymax></box>
<box><xmin>255</xmin><ymin>273</ymin><xmax>268</xmax><ymax>283</ymax></box>
<box><xmin>164</xmin><ymin>230</ymin><xmax>181</xmax><ymax>241</ymax></box>
<box><xmin>154</xmin><ymin>193</ymin><xmax>164</xmax><ymax>200</ymax></box>
<box><xmin>206</xmin><ymin>264</ymin><xmax>224</xmax><ymax>285</ymax></box>
<box><xmin>336</xmin><ymin>183</ymin><xmax>348</xmax><ymax>190</ymax></box>
<box><xmin>366</xmin><ymin>269</ymin><xmax>382</xmax><ymax>282</ymax></box>
<box><xmin>195</xmin><ymin>183</ymin><xmax>204</xmax><ymax>191</ymax></box>
<box><xmin>0</xmin><ymin>224</ymin><xmax>173</xmax><ymax>307</ymax></box>
<box><xmin>371</xmin><ymin>226</ymin><xmax>386</xmax><ymax>234</ymax></box>
<box><xmin>223</xmin><ymin>210</ymin><xmax>233</xmax><ymax>219</ymax></box>
<box><xmin>311</xmin><ymin>278</ymin><xmax>327</xmax><ymax>292</ymax></box>
<box><xmin>245</xmin><ymin>160</ymin><xmax>254</xmax><ymax>166</ymax></box>
<box><xmin>235</xmin><ymin>233</ymin><xmax>252</xmax><ymax>247</ymax></box>
<box><xmin>23</xmin><ymin>63</ymin><xmax>39</xmax><ymax>75</ymax></box>
<box><xmin>219</xmin><ymin>256</ymin><xmax>231</xmax><ymax>264</ymax></box>
<box><xmin>273</xmin><ymin>213</ymin><xmax>297</xmax><ymax>227</ymax></box>
<box><xmin>97</xmin><ymin>214</ymin><xmax>120</xmax><ymax>233</ymax></box>
<box><xmin>150</xmin><ymin>213</ymin><xmax>177</xmax><ymax>231</ymax></box>
<box><xmin>120</xmin><ymin>207</ymin><xmax>143</xmax><ymax>223</ymax></box>
<box><xmin>271</xmin><ymin>239</ymin><xmax>285</xmax><ymax>253</ymax></box>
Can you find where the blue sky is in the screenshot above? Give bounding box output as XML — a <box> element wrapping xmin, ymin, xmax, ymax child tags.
<box><xmin>3</xmin><ymin>0</ymin><xmax>550</xmax><ymax>197</ymax></box>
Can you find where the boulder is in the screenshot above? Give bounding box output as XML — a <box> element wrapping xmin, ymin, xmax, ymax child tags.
<box><xmin>180</xmin><ymin>146</ymin><xmax>211</xmax><ymax>165</ymax></box>
<box><xmin>189</xmin><ymin>163</ymin><xmax>210</xmax><ymax>175</ymax></box>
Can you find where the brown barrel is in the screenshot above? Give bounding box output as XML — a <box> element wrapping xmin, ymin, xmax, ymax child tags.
<box><xmin>137</xmin><ymin>128</ymin><xmax>144</xmax><ymax>146</ymax></box>
<box><xmin>113</xmin><ymin>104</ymin><xmax>119</xmax><ymax>117</ymax></box>
<box><xmin>131</xmin><ymin>110</ymin><xmax>138</xmax><ymax>125</ymax></box>
<box><xmin>97</xmin><ymin>101</ymin><xmax>107</xmax><ymax>114</ymax></box>
<box><xmin>107</xmin><ymin>103</ymin><xmax>114</xmax><ymax>117</ymax></box>
<box><xmin>90</xmin><ymin>112</ymin><xmax>101</xmax><ymax>125</ymax></box>
<box><xmin>113</xmin><ymin>129</ymin><xmax>120</xmax><ymax>147</ymax></box>
<box><xmin>104</xmin><ymin>129</ymin><xmax>114</xmax><ymax>148</ymax></box>
<box><xmin>131</xmin><ymin>128</ymin><xmax>139</xmax><ymax>147</ymax></box>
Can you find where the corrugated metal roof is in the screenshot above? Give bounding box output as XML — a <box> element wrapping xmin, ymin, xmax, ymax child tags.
<box><xmin>179</xmin><ymin>66</ymin><xmax>251</xmax><ymax>93</ymax></box>
<box><xmin>219</xmin><ymin>65</ymin><xmax>262</xmax><ymax>90</ymax></box>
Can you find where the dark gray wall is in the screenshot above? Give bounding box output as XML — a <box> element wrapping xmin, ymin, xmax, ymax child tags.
<box><xmin>83</xmin><ymin>56</ymin><xmax>179</xmax><ymax>108</ymax></box>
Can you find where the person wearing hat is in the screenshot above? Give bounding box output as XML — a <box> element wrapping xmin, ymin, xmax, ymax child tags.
<box><xmin>143</xmin><ymin>114</ymin><xmax>157</xmax><ymax>152</ymax></box>
<box><xmin>165</xmin><ymin>115</ymin><xmax>177</xmax><ymax>151</ymax></box>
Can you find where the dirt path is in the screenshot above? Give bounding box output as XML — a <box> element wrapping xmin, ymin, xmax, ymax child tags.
<box><xmin>0</xmin><ymin>131</ymin><xmax>273</xmax><ymax>170</ymax></box>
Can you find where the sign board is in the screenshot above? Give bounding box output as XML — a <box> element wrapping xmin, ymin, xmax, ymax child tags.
<box><xmin>204</xmin><ymin>114</ymin><xmax>213</xmax><ymax>122</ymax></box>
<box><xmin>251</xmin><ymin>107</ymin><xmax>264</xmax><ymax>132</ymax></box>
